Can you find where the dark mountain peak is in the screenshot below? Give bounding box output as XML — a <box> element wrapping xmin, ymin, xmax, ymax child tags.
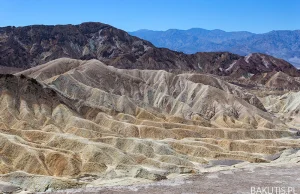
<box><xmin>0</xmin><ymin>22</ymin><xmax>156</xmax><ymax>68</ymax></box>
<box><xmin>77</xmin><ymin>22</ymin><xmax>112</xmax><ymax>33</ymax></box>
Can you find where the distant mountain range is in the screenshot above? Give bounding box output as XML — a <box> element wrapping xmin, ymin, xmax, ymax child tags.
<box><xmin>129</xmin><ymin>29</ymin><xmax>300</xmax><ymax>68</ymax></box>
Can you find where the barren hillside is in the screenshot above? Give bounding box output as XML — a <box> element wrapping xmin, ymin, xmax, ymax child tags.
<box><xmin>0</xmin><ymin>59</ymin><xmax>299</xmax><ymax>192</ymax></box>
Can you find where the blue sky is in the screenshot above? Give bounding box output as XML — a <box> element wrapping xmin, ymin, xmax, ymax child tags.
<box><xmin>1</xmin><ymin>0</ymin><xmax>299</xmax><ymax>33</ymax></box>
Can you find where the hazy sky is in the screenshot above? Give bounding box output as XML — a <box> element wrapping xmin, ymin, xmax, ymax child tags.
<box><xmin>1</xmin><ymin>0</ymin><xmax>299</xmax><ymax>33</ymax></box>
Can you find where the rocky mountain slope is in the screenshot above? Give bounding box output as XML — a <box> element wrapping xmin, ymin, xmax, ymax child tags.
<box><xmin>130</xmin><ymin>29</ymin><xmax>300</xmax><ymax>68</ymax></box>
<box><xmin>1</xmin><ymin>23</ymin><xmax>299</xmax><ymax>83</ymax></box>
<box><xmin>0</xmin><ymin>58</ymin><xmax>299</xmax><ymax>192</ymax></box>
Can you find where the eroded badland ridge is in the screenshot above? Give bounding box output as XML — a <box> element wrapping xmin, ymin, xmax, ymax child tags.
<box><xmin>0</xmin><ymin>22</ymin><xmax>300</xmax><ymax>193</ymax></box>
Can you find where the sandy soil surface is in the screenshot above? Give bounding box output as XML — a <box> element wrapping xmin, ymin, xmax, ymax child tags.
<box><xmin>41</xmin><ymin>164</ymin><xmax>300</xmax><ymax>194</ymax></box>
